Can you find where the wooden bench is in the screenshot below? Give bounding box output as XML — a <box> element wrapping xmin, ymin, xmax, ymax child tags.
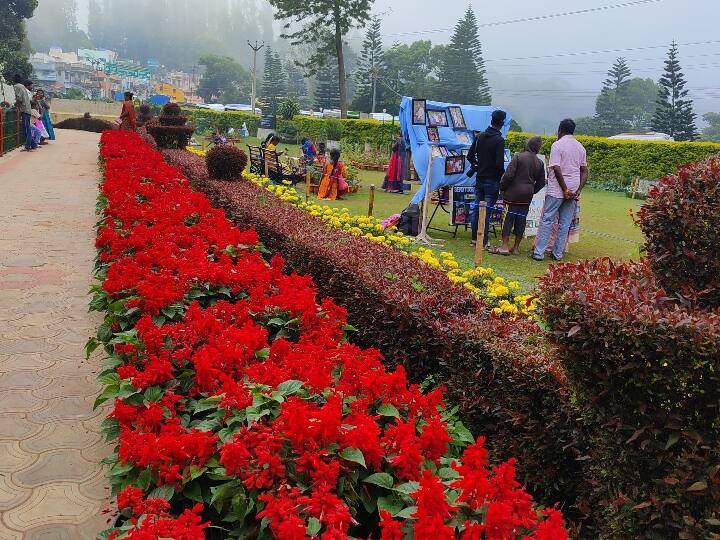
<box><xmin>247</xmin><ymin>145</ymin><xmax>264</xmax><ymax>175</ymax></box>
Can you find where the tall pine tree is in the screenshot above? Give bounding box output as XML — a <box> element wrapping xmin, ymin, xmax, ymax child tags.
<box><xmin>314</xmin><ymin>62</ymin><xmax>340</xmax><ymax>110</ymax></box>
<box><xmin>284</xmin><ymin>61</ymin><xmax>307</xmax><ymax>102</ymax></box>
<box><xmin>595</xmin><ymin>57</ymin><xmax>632</xmax><ymax>136</ymax></box>
<box><xmin>437</xmin><ymin>6</ymin><xmax>491</xmax><ymax>105</ymax></box>
<box><xmin>261</xmin><ymin>46</ymin><xmax>286</xmax><ymax>106</ymax></box>
<box><xmin>352</xmin><ymin>15</ymin><xmax>384</xmax><ymax>114</ymax></box>
<box><xmin>651</xmin><ymin>42</ymin><xmax>698</xmax><ymax>141</ymax></box>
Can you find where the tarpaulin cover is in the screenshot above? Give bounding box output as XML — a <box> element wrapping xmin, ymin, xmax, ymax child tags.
<box><xmin>399</xmin><ymin>96</ymin><xmax>511</xmax><ymax>204</ymax></box>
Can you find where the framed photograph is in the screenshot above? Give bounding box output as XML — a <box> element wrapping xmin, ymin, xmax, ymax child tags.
<box><xmin>412</xmin><ymin>99</ymin><xmax>427</xmax><ymax>125</ymax></box>
<box><xmin>449</xmin><ymin>106</ymin><xmax>466</xmax><ymax>129</ymax></box>
<box><xmin>431</xmin><ymin>145</ymin><xmax>443</xmax><ymax>158</ymax></box>
<box><xmin>427</xmin><ymin>109</ymin><xmax>449</xmax><ymax>127</ymax></box>
<box><xmin>438</xmin><ymin>146</ymin><xmax>449</xmax><ymax>157</ymax></box>
<box><xmin>426</xmin><ymin>126</ymin><xmax>440</xmax><ymax>143</ymax></box>
<box><xmin>456</xmin><ymin>132</ymin><xmax>471</xmax><ymax>145</ymax></box>
<box><xmin>445</xmin><ymin>155</ymin><xmax>466</xmax><ymax>175</ymax></box>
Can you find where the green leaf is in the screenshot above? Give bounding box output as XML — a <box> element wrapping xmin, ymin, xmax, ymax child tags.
<box><xmin>377</xmin><ymin>403</ymin><xmax>400</xmax><ymax>418</ymax></box>
<box><xmin>306</xmin><ymin>517</ymin><xmax>321</xmax><ymax>537</ymax></box>
<box><xmin>378</xmin><ymin>494</ymin><xmax>404</xmax><ymax>516</ymax></box>
<box><xmin>277</xmin><ymin>380</ymin><xmax>304</xmax><ymax>395</ymax></box>
<box><xmin>148</xmin><ymin>484</ymin><xmax>176</xmax><ymax>500</ymax></box>
<box><xmin>144</xmin><ymin>386</ymin><xmax>163</xmax><ymax>403</ymax></box>
<box><xmin>98</xmin><ymin>372</ymin><xmax>121</xmax><ymax>386</ymax></box>
<box><xmin>94</xmin><ymin>385</ymin><xmax>119</xmax><ymax>410</ymax></box>
<box><xmin>183</xmin><ymin>481</ymin><xmax>203</xmax><ymax>502</ymax></box>
<box><xmin>665</xmin><ymin>433</ymin><xmax>680</xmax><ymax>450</ymax></box>
<box><xmin>393</xmin><ymin>481</ymin><xmax>420</xmax><ymax>495</ymax></box>
<box><xmin>110</xmin><ymin>461</ymin><xmax>135</xmax><ymax>476</ymax></box>
<box><xmin>395</xmin><ymin>505</ymin><xmax>417</xmax><ymax>519</ymax></box>
<box><xmin>438</xmin><ymin>467</ymin><xmax>459</xmax><ymax>480</ymax></box>
<box><xmin>267</xmin><ymin>317</ymin><xmax>287</xmax><ymax>326</ymax></box>
<box><xmin>340</xmin><ymin>447</ymin><xmax>366</xmax><ymax>468</ymax></box>
<box><xmin>255</xmin><ymin>348</ymin><xmax>270</xmax><ymax>359</ymax></box>
<box><xmin>363</xmin><ymin>472</ymin><xmax>394</xmax><ymax>489</ymax></box>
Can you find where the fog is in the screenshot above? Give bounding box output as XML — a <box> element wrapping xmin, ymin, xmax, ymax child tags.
<box><xmin>28</xmin><ymin>0</ymin><xmax>720</xmax><ymax>132</ymax></box>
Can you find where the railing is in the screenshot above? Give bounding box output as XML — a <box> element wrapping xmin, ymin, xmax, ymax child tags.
<box><xmin>0</xmin><ymin>108</ymin><xmax>23</xmax><ymax>156</ymax></box>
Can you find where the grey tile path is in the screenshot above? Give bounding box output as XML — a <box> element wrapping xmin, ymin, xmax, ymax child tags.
<box><xmin>0</xmin><ymin>130</ymin><xmax>113</xmax><ymax>539</ymax></box>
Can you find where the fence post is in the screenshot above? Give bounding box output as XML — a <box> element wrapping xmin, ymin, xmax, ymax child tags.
<box><xmin>305</xmin><ymin>169</ymin><xmax>311</xmax><ymax>203</ymax></box>
<box><xmin>367</xmin><ymin>185</ymin><xmax>376</xmax><ymax>217</ymax></box>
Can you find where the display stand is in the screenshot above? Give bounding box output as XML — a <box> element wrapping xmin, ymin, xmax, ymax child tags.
<box><xmin>415</xmin><ymin>154</ymin><xmax>445</xmax><ymax>246</ymax></box>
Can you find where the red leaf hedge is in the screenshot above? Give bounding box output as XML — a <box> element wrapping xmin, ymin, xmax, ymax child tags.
<box><xmin>162</xmin><ymin>149</ymin><xmax>586</xmax><ymax>519</ymax></box>
<box><xmin>637</xmin><ymin>157</ymin><xmax>720</xmax><ymax>308</ymax></box>
<box><xmin>93</xmin><ymin>131</ymin><xmax>569</xmax><ymax>539</ymax></box>
<box><xmin>537</xmin><ymin>258</ymin><xmax>720</xmax><ymax>538</ymax></box>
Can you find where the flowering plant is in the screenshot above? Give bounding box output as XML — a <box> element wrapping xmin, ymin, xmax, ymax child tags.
<box><xmin>92</xmin><ymin>131</ymin><xmax>567</xmax><ymax>539</ymax></box>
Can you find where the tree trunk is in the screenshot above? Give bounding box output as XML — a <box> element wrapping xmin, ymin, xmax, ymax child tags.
<box><xmin>333</xmin><ymin>8</ymin><xmax>347</xmax><ymax>119</ymax></box>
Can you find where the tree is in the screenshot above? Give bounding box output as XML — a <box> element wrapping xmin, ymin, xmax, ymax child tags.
<box><xmin>575</xmin><ymin>116</ymin><xmax>604</xmax><ymax>136</ymax></box>
<box><xmin>382</xmin><ymin>40</ymin><xmax>440</xmax><ymax>114</ymax></box>
<box><xmin>314</xmin><ymin>62</ymin><xmax>340</xmax><ymax>111</ymax></box>
<box><xmin>261</xmin><ymin>46</ymin><xmax>286</xmax><ymax>106</ymax></box>
<box><xmin>284</xmin><ymin>61</ymin><xmax>307</xmax><ymax>102</ymax></box>
<box><xmin>701</xmin><ymin>112</ymin><xmax>720</xmax><ymax>142</ymax></box>
<box><xmin>352</xmin><ymin>15</ymin><xmax>383</xmax><ymax>114</ymax></box>
<box><xmin>594</xmin><ymin>57</ymin><xmax>632</xmax><ymax>136</ymax></box>
<box><xmin>267</xmin><ymin>0</ymin><xmax>373</xmax><ymax>118</ymax></box>
<box><xmin>197</xmin><ymin>54</ymin><xmax>251</xmax><ymax>104</ymax></box>
<box><xmin>651</xmin><ymin>42</ymin><xmax>698</xmax><ymax>141</ymax></box>
<box><xmin>27</xmin><ymin>0</ymin><xmax>91</xmax><ymax>53</ymax></box>
<box><xmin>436</xmin><ymin>7</ymin><xmax>491</xmax><ymax>105</ymax></box>
<box><xmin>0</xmin><ymin>0</ymin><xmax>38</xmax><ymax>82</ymax></box>
<box><xmin>509</xmin><ymin>119</ymin><xmax>523</xmax><ymax>132</ymax></box>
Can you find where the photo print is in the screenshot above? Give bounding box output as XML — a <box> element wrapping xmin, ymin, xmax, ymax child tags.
<box><xmin>412</xmin><ymin>99</ymin><xmax>427</xmax><ymax>125</ymax></box>
<box><xmin>449</xmin><ymin>106</ymin><xmax>466</xmax><ymax>129</ymax></box>
<box><xmin>427</xmin><ymin>126</ymin><xmax>440</xmax><ymax>143</ymax></box>
<box><xmin>456</xmin><ymin>132</ymin><xmax>471</xmax><ymax>145</ymax></box>
<box><xmin>445</xmin><ymin>155</ymin><xmax>466</xmax><ymax>175</ymax></box>
<box><xmin>427</xmin><ymin>109</ymin><xmax>449</xmax><ymax>127</ymax></box>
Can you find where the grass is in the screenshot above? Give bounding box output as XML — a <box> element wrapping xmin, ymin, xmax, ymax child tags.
<box><xmin>201</xmin><ymin>135</ymin><xmax>645</xmax><ymax>289</ymax></box>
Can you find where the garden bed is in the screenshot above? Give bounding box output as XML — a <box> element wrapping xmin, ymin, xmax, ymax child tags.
<box><xmin>162</xmin><ymin>148</ymin><xmax>586</xmax><ymax>516</ymax></box>
<box><xmin>92</xmin><ymin>131</ymin><xmax>569</xmax><ymax>539</ymax></box>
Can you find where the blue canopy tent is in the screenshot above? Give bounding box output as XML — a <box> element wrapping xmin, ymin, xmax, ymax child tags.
<box><xmin>398</xmin><ymin>96</ymin><xmax>511</xmax><ymax>205</ymax></box>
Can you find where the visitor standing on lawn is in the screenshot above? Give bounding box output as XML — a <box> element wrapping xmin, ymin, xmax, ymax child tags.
<box><xmin>532</xmin><ymin>118</ymin><xmax>588</xmax><ymax>261</ymax></box>
<box><xmin>119</xmin><ymin>92</ymin><xmax>137</xmax><ymax>131</ymax></box>
<box><xmin>489</xmin><ymin>136</ymin><xmax>545</xmax><ymax>256</ymax></box>
<box><xmin>13</xmin><ymin>75</ymin><xmax>36</xmax><ymax>151</ymax></box>
<box><xmin>468</xmin><ymin>109</ymin><xmax>506</xmax><ymax>248</ymax></box>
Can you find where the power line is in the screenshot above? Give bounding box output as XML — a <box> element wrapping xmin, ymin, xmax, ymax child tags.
<box><xmin>383</xmin><ymin>0</ymin><xmax>662</xmax><ymax>38</ymax></box>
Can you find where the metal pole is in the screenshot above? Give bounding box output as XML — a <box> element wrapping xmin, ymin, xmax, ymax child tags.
<box><xmin>248</xmin><ymin>40</ymin><xmax>265</xmax><ymax>115</ymax></box>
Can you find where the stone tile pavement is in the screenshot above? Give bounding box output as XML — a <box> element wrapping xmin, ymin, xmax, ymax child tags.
<box><xmin>0</xmin><ymin>130</ymin><xmax>114</xmax><ymax>539</ymax></box>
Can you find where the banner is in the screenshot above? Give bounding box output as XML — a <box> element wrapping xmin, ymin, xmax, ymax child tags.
<box><xmin>398</xmin><ymin>96</ymin><xmax>511</xmax><ymax>205</ymax></box>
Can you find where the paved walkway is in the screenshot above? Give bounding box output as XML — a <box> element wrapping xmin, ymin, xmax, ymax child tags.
<box><xmin>0</xmin><ymin>130</ymin><xmax>112</xmax><ymax>540</ymax></box>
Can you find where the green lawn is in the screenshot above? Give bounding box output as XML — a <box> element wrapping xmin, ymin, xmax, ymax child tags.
<box><xmin>208</xmin><ymin>136</ymin><xmax>646</xmax><ymax>289</ymax></box>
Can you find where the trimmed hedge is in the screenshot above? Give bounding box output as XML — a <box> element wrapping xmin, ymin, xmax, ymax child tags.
<box><xmin>182</xmin><ymin>108</ymin><xmax>720</xmax><ymax>182</ymax></box>
<box><xmin>537</xmin><ymin>258</ymin><xmax>720</xmax><ymax>539</ymax></box>
<box><xmin>637</xmin><ymin>157</ymin><xmax>720</xmax><ymax>308</ymax></box>
<box><xmin>162</xmin><ymin>149</ymin><xmax>587</xmax><ymax>524</ymax></box>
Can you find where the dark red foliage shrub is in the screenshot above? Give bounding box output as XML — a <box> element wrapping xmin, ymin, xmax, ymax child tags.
<box><xmin>148</xmin><ymin>125</ymin><xmax>195</xmax><ymax>149</ymax></box>
<box><xmin>638</xmin><ymin>157</ymin><xmax>720</xmax><ymax>308</ymax></box>
<box><xmin>206</xmin><ymin>145</ymin><xmax>248</xmax><ymax>180</ymax></box>
<box><xmin>55</xmin><ymin>116</ymin><xmax>116</xmax><ymax>132</ymax></box>
<box><xmin>161</xmin><ymin>102</ymin><xmax>182</xmax><ymax>116</ymax></box>
<box><xmin>537</xmin><ymin>257</ymin><xmax>720</xmax><ymax>538</ymax></box>
<box><xmin>162</xmin><ymin>149</ymin><xmax>587</xmax><ymax>521</ymax></box>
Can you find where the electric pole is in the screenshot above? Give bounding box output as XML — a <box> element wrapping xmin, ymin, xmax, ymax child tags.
<box><xmin>248</xmin><ymin>40</ymin><xmax>265</xmax><ymax>115</ymax></box>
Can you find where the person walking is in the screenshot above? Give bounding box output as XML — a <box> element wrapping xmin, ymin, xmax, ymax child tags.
<box><xmin>13</xmin><ymin>75</ymin><xmax>36</xmax><ymax>151</ymax></box>
<box><xmin>489</xmin><ymin>136</ymin><xmax>545</xmax><ymax>255</ymax></box>
<box><xmin>35</xmin><ymin>89</ymin><xmax>55</xmax><ymax>141</ymax></box>
<box><xmin>467</xmin><ymin>109</ymin><xmax>507</xmax><ymax>248</ymax></box>
<box><xmin>532</xmin><ymin>118</ymin><xmax>588</xmax><ymax>261</ymax></box>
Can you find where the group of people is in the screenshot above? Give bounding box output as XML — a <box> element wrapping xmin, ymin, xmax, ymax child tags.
<box><xmin>12</xmin><ymin>75</ymin><xmax>56</xmax><ymax>151</ymax></box>
<box><xmin>467</xmin><ymin>111</ymin><xmax>587</xmax><ymax>261</ymax></box>
<box><xmin>299</xmin><ymin>138</ymin><xmax>347</xmax><ymax>200</ymax></box>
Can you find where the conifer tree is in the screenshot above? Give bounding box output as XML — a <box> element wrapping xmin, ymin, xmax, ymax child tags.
<box><xmin>261</xmin><ymin>46</ymin><xmax>286</xmax><ymax>106</ymax></box>
<box><xmin>284</xmin><ymin>61</ymin><xmax>307</xmax><ymax>101</ymax></box>
<box><xmin>437</xmin><ymin>6</ymin><xmax>491</xmax><ymax>105</ymax></box>
<box><xmin>595</xmin><ymin>57</ymin><xmax>632</xmax><ymax>136</ymax></box>
<box><xmin>651</xmin><ymin>42</ymin><xmax>698</xmax><ymax>141</ymax></box>
<box><xmin>353</xmin><ymin>15</ymin><xmax>384</xmax><ymax>114</ymax></box>
<box><xmin>314</xmin><ymin>62</ymin><xmax>340</xmax><ymax>110</ymax></box>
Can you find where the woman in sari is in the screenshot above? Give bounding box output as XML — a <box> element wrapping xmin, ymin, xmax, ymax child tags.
<box><xmin>35</xmin><ymin>89</ymin><xmax>55</xmax><ymax>141</ymax></box>
<box><xmin>318</xmin><ymin>148</ymin><xmax>348</xmax><ymax>201</ymax></box>
<box><xmin>119</xmin><ymin>91</ymin><xmax>137</xmax><ymax>131</ymax></box>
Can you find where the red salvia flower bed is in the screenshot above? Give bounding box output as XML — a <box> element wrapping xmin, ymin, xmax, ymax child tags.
<box><xmin>92</xmin><ymin>131</ymin><xmax>568</xmax><ymax>539</ymax></box>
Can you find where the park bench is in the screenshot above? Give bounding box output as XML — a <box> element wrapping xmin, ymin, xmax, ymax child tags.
<box><xmin>247</xmin><ymin>145</ymin><xmax>264</xmax><ymax>175</ymax></box>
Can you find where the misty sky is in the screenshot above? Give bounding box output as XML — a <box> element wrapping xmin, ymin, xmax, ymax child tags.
<box><xmin>73</xmin><ymin>0</ymin><xmax>720</xmax><ymax>131</ymax></box>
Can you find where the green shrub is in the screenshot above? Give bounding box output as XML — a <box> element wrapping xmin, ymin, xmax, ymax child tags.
<box><xmin>537</xmin><ymin>258</ymin><xmax>720</xmax><ymax>539</ymax></box>
<box><xmin>506</xmin><ymin>132</ymin><xmax>720</xmax><ymax>183</ymax></box>
<box><xmin>325</xmin><ymin>117</ymin><xmax>344</xmax><ymax>140</ymax></box>
<box><xmin>637</xmin><ymin>157</ymin><xmax>720</xmax><ymax>308</ymax></box>
<box><xmin>277</xmin><ymin>98</ymin><xmax>300</xmax><ymax>120</ymax></box>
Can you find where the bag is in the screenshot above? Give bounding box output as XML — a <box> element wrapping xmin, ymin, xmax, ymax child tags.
<box><xmin>397</xmin><ymin>204</ymin><xmax>420</xmax><ymax>236</ymax></box>
<box><xmin>337</xmin><ymin>176</ymin><xmax>349</xmax><ymax>194</ymax></box>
